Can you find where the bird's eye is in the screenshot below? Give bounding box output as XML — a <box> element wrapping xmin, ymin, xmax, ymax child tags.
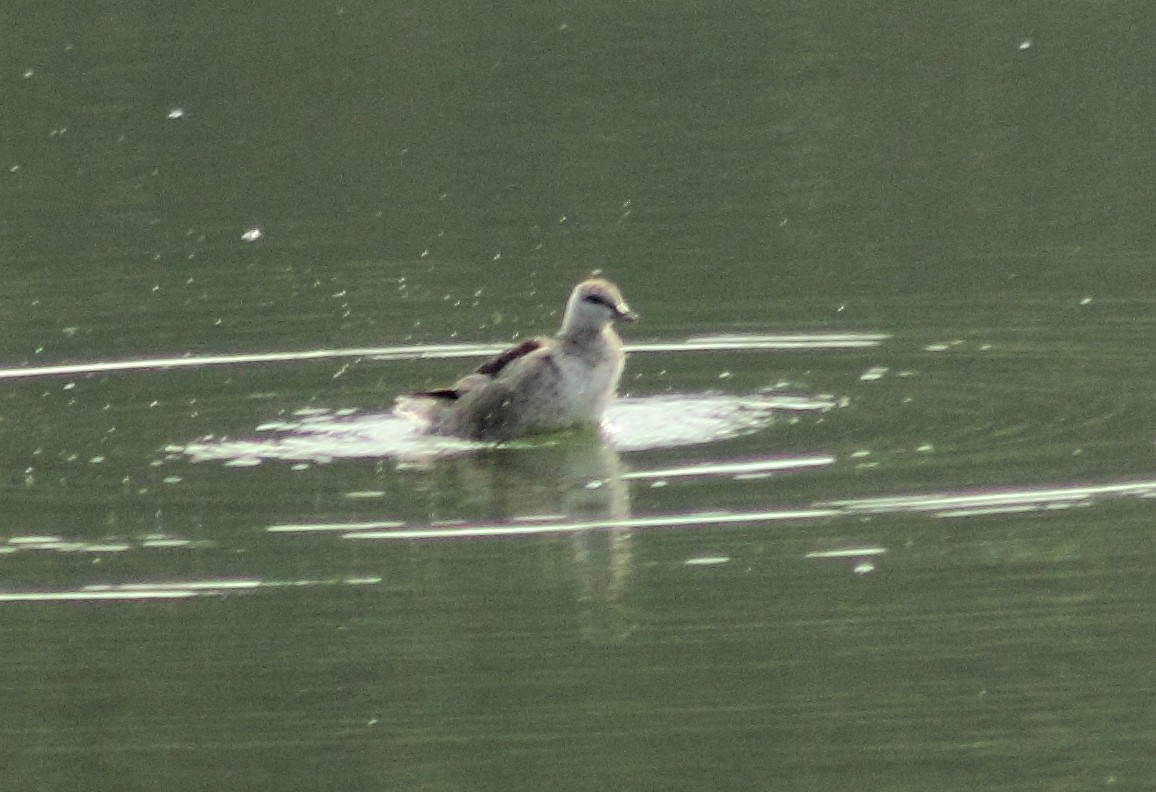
<box><xmin>583</xmin><ymin>293</ymin><xmax>610</xmax><ymax>307</ymax></box>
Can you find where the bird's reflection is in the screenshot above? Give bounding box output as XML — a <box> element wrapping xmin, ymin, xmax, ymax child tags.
<box><xmin>404</xmin><ymin>429</ymin><xmax>636</xmax><ymax>642</ymax></box>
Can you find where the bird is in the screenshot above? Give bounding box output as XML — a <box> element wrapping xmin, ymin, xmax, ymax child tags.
<box><xmin>394</xmin><ymin>278</ymin><xmax>637</xmax><ymax>441</ymax></box>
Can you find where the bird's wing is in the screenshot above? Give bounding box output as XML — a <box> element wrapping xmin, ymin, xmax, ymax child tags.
<box><xmin>473</xmin><ymin>337</ymin><xmax>545</xmax><ymax>377</ymax></box>
<box><xmin>405</xmin><ymin>338</ymin><xmax>546</xmax><ymax>401</ymax></box>
<box><xmin>405</xmin><ymin>387</ymin><xmax>460</xmax><ymax>401</ymax></box>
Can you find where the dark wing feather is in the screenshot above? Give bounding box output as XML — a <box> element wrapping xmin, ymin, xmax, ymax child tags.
<box><xmin>406</xmin><ymin>338</ymin><xmax>544</xmax><ymax>401</ymax></box>
<box><xmin>408</xmin><ymin>387</ymin><xmax>461</xmax><ymax>401</ymax></box>
<box><xmin>474</xmin><ymin>338</ymin><xmax>544</xmax><ymax>377</ymax></box>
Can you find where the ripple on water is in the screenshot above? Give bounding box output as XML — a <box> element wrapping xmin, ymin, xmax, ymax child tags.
<box><xmin>177</xmin><ymin>391</ymin><xmax>838</xmax><ymax>464</ymax></box>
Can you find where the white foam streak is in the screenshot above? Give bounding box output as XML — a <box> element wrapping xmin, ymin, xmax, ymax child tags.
<box><xmin>622</xmin><ymin>455</ymin><xmax>835</xmax><ymax>481</ymax></box>
<box><xmin>0</xmin><ymin>334</ymin><xmax>885</xmax><ymax>381</ymax></box>
<box><xmin>0</xmin><ymin>590</ymin><xmax>198</xmax><ymax>602</ymax></box>
<box><xmin>268</xmin><ymin>520</ymin><xmax>406</xmax><ymax>533</ymax></box>
<box><xmin>265</xmin><ymin>478</ymin><xmax>1156</xmax><ymax>543</ymax></box>
<box><xmin>805</xmin><ymin>547</ymin><xmax>887</xmax><ymax>559</ymax></box>
<box><xmin>635</xmin><ymin>334</ymin><xmax>887</xmax><ymax>351</ymax></box>
<box><xmin>341</xmin><ymin>508</ymin><xmax>841</xmax><ymax>540</ymax></box>
<box><xmin>0</xmin><ymin>576</ymin><xmax>382</xmax><ymax>604</ymax></box>
<box><xmin>824</xmin><ymin>480</ymin><xmax>1156</xmax><ymax>516</ymax></box>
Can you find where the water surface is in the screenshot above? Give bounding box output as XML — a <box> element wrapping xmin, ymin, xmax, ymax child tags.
<box><xmin>4</xmin><ymin>2</ymin><xmax>1155</xmax><ymax>790</ymax></box>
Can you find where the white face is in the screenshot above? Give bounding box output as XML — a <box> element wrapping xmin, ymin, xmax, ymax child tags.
<box><xmin>566</xmin><ymin>279</ymin><xmax>634</xmax><ymax>331</ymax></box>
<box><xmin>579</xmin><ymin>287</ymin><xmax>620</xmax><ymax>320</ymax></box>
<box><xmin>566</xmin><ymin>279</ymin><xmax>633</xmax><ymax>326</ymax></box>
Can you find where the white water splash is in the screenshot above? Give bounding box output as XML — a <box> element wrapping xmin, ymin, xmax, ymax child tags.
<box><xmin>177</xmin><ymin>392</ymin><xmax>837</xmax><ymax>465</ymax></box>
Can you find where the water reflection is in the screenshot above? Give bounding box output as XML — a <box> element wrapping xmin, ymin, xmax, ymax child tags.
<box><xmin>393</xmin><ymin>430</ymin><xmax>632</xmax><ymax>523</ymax></box>
<box><xmin>343</xmin><ymin>429</ymin><xmax>640</xmax><ymax>641</ymax></box>
<box><xmin>431</xmin><ymin>437</ymin><xmax>637</xmax><ymax>642</ymax></box>
<box><xmin>571</xmin><ymin>522</ymin><xmax>635</xmax><ymax>643</ymax></box>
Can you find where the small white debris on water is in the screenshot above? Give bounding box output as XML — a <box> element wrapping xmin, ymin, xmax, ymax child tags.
<box><xmin>1079</xmin><ymin>296</ymin><xmax>1092</xmax><ymax>305</ymax></box>
<box><xmin>917</xmin><ymin>444</ymin><xmax>934</xmax><ymax>453</ymax></box>
<box><xmin>241</xmin><ymin>228</ymin><xmax>263</xmax><ymax>242</ymax></box>
<box><xmin>854</xmin><ymin>561</ymin><xmax>876</xmax><ymax>575</ymax></box>
<box><xmin>1018</xmin><ymin>39</ymin><xmax>1032</xmax><ymax>50</ymax></box>
<box><xmin>167</xmin><ymin>108</ymin><xmax>185</xmax><ymax>119</ymax></box>
<box><xmin>860</xmin><ymin>367</ymin><xmax>888</xmax><ymax>381</ymax></box>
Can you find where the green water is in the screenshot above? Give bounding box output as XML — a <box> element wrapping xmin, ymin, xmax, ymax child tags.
<box><xmin>4</xmin><ymin>2</ymin><xmax>1156</xmax><ymax>790</ymax></box>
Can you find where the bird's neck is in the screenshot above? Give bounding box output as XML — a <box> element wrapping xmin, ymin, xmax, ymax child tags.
<box><xmin>559</xmin><ymin>323</ymin><xmax>610</xmax><ymax>343</ymax></box>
